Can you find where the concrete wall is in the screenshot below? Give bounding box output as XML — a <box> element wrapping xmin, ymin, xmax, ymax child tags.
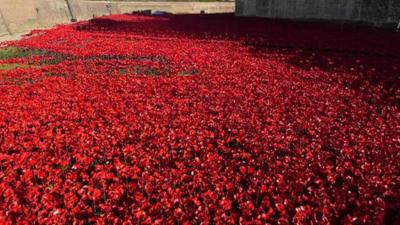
<box><xmin>0</xmin><ymin>0</ymin><xmax>235</xmax><ymax>38</ymax></box>
<box><xmin>236</xmin><ymin>0</ymin><xmax>400</xmax><ymax>26</ymax></box>
<box><xmin>69</xmin><ymin>1</ymin><xmax>234</xmax><ymax>20</ymax></box>
<box><xmin>0</xmin><ymin>10</ymin><xmax>10</xmax><ymax>37</ymax></box>
<box><xmin>0</xmin><ymin>0</ymin><xmax>71</xmax><ymax>35</ymax></box>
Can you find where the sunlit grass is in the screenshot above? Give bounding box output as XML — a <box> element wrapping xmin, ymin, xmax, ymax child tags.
<box><xmin>0</xmin><ymin>47</ymin><xmax>48</xmax><ymax>60</ymax></box>
<box><xmin>0</xmin><ymin>63</ymin><xmax>31</xmax><ymax>71</ymax></box>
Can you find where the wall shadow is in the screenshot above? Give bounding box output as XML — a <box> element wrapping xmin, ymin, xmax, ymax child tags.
<box><xmin>243</xmin><ymin>19</ymin><xmax>400</xmax><ymax>106</ymax></box>
<box><xmin>75</xmin><ymin>13</ymin><xmax>400</xmax><ymax>106</ymax></box>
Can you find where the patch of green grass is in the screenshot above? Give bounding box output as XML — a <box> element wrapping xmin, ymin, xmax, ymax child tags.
<box><xmin>129</xmin><ymin>65</ymin><xmax>167</xmax><ymax>76</ymax></box>
<box><xmin>118</xmin><ymin>68</ymin><xmax>127</xmax><ymax>75</ymax></box>
<box><xmin>0</xmin><ymin>77</ymin><xmax>35</xmax><ymax>86</ymax></box>
<box><xmin>44</xmin><ymin>72</ymin><xmax>67</xmax><ymax>78</ymax></box>
<box><xmin>178</xmin><ymin>69</ymin><xmax>199</xmax><ymax>76</ymax></box>
<box><xmin>48</xmin><ymin>183</ymin><xmax>54</xmax><ymax>191</ymax></box>
<box><xmin>0</xmin><ymin>63</ymin><xmax>41</xmax><ymax>71</ymax></box>
<box><xmin>0</xmin><ymin>47</ymin><xmax>68</xmax><ymax>67</ymax></box>
<box><xmin>0</xmin><ymin>47</ymin><xmax>24</xmax><ymax>60</ymax></box>
<box><xmin>0</xmin><ymin>47</ymin><xmax>48</xmax><ymax>60</ymax></box>
<box><xmin>0</xmin><ymin>63</ymin><xmax>22</xmax><ymax>70</ymax></box>
<box><xmin>144</xmin><ymin>68</ymin><xmax>162</xmax><ymax>76</ymax></box>
<box><xmin>39</xmin><ymin>53</ymin><xmax>71</xmax><ymax>65</ymax></box>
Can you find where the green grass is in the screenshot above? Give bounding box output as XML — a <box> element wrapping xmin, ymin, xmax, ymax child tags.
<box><xmin>0</xmin><ymin>63</ymin><xmax>32</xmax><ymax>71</ymax></box>
<box><xmin>0</xmin><ymin>47</ymin><xmax>69</xmax><ymax>71</ymax></box>
<box><xmin>44</xmin><ymin>72</ymin><xmax>67</xmax><ymax>77</ymax></box>
<box><xmin>0</xmin><ymin>77</ymin><xmax>35</xmax><ymax>86</ymax></box>
<box><xmin>0</xmin><ymin>47</ymin><xmax>48</xmax><ymax>60</ymax></box>
<box><xmin>0</xmin><ymin>47</ymin><xmax>24</xmax><ymax>60</ymax></box>
<box><xmin>118</xmin><ymin>68</ymin><xmax>127</xmax><ymax>75</ymax></box>
<box><xmin>178</xmin><ymin>69</ymin><xmax>199</xmax><ymax>76</ymax></box>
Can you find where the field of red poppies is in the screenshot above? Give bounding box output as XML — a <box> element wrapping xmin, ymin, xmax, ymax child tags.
<box><xmin>0</xmin><ymin>13</ymin><xmax>399</xmax><ymax>224</ymax></box>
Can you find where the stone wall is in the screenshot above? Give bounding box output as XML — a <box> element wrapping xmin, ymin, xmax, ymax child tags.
<box><xmin>69</xmin><ymin>1</ymin><xmax>234</xmax><ymax>20</ymax></box>
<box><xmin>0</xmin><ymin>10</ymin><xmax>10</xmax><ymax>37</ymax></box>
<box><xmin>0</xmin><ymin>0</ymin><xmax>70</xmax><ymax>35</ymax></box>
<box><xmin>0</xmin><ymin>0</ymin><xmax>235</xmax><ymax>38</ymax></box>
<box><xmin>236</xmin><ymin>0</ymin><xmax>400</xmax><ymax>26</ymax></box>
